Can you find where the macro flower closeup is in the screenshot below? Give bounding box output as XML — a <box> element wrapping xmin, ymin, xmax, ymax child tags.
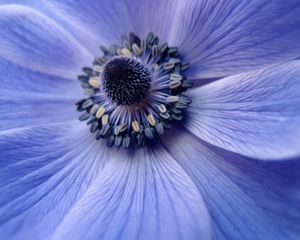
<box><xmin>1</xmin><ymin>0</ymin><xmax>300</xmax><ymax>239</ymax></box>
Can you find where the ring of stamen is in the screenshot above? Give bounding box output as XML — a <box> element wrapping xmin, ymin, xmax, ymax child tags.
<box><xmin>76</xmin><ymin>32</ymin><xmax>192</xmax><ymax>148</ymax></box>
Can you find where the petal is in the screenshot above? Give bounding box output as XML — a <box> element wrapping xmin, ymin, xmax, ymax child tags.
<box><xmin>0</xmin><ymin>58</ymin><xmax>80</xmax><ymax>95</ymax></box>
<box><xmin>163</xmin><ymin>129</ymin><xmax>300</xmax><ymax>239</ymax></box>
<box><xmin>0</xmin><ymin>4</ymin><xmax>93</xmax><ymax>79</ymax></box>
<box><xmin>0</xmin><ymin>122</ymin><xmax>108</xmax><ymax>239</ymax></box>
<box><xmin>187</xmin><ymin>61</ymin><xmax>300</xmax><ymax>160</ymax></box>
<box><xmin>51</xmin><ymin>147</ymin><xmax>211</xmax><ymax>240</ymax></box>
<box><xmin>0</xmin><ymin>58</ymin><xmax>81</xmax><ymax>132</ymax></box>
<box><xmin>45</xmin><ymin>0</ymin><xmax>179</xmax><ymax>53</ymax></box>
<box><xmin>0</xmin><ymin>0</ymin><xmax>36</xmax><ymax>5</ymax></box>
<box><xmin>0</xmin><ymin>1</ymin><xmax>90</xmax><ymax>54</ymax></box>
<box><xmin>170</xmin><ymin>0</ymin><xmax>300</xmax><ymax>78</ymax></box>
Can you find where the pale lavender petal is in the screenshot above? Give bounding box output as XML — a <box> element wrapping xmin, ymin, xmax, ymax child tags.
<box><xmin>45</xmin><ymin>0</ymin><xmax>179</xmax><ymax>53</ymax></box>
<box><xmin>0</xmin><ymin>58</ymin><xmax>81</xmax><ymax>132</ymax></box>
<box><xmin>170</xmin><ymin>0</ymin><xmax>300</xmax><ymax>78</ymax></box>
<box><xmin>162</xmin><ymin>129</ymin><xmax>300</xmax><ymax>239</ymax></box>
<box><xmin>187</xmin><ymin>61</ymin><xmax>300</xmax><ymax>160</ymax></box>
<box><xmin>51</xmin><ymin>147</ymin><xmax>211</xmax><ymax>240</ymax></box>
<box><xmin>0</xmin><ymin>4</ymin><xmax>93</xmax><ymax>79</ymax></box>
<box><xmin>0</xmin><ymin>123</ymin><xmax>108</xmax><ymax>239</ymax></box>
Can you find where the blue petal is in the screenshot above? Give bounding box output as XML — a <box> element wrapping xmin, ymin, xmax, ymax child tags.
<box><xmin>0</xmin><ymin>0</ymin><xmax>37</xmax><ymax>5</ymax></box>
<box><xmin>187</xmin><ymin>61</ymin><xmax>300</xmax><ymax>160</ymax></box>
<box><xmin>163</xmin><ymin>129</ymin><xmax>300</xmax><ymax>239</ymax></box>
<box><xmin>0</xmin><ymin>4</ymin><xmax>93</xmax><ymax>79</ymax></box>
<box><xmin>45</xmin><ymin>0</ymin><xmax>179</xmax><ymax>53</ymax></box>
<box><xmin>0</xmin><ymin>58</ymin><xmax>81</xmax><ymax>132</ymax></box>
<box><xmin>0</xmin><ymin>123</ymin><xmax>108</xmax><ymax>239</ymax></box>
<box><xmin>50</xmin><ymin>148</ymin><xmax>211</xmax><ymax>240</ymax></box>
<box><xmin>170</xmin><ymin>0</ymin><xmax>300</xmax><ymax>78</ymax></box>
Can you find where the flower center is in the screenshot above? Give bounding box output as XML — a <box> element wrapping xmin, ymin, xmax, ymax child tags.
<box><xmin>76</xmin><ymin>32</ymin><xmax>192</xmax><ymax>148</ymax></box>
<box><xmin>102</xmin><ymin>57</ymin><xmax>151</xmax><ymax>105</ymax></box>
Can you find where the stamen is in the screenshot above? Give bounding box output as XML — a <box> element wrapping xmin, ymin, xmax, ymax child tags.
<box><xmin>96</xmin><ymin>106</ymin><xmax>105</xmax><ymax>119</ymax></box>
<box><xmin>147</xmin><ymin>114</ymin><xmax>157</xmax><ymax>127</ymax></box>
<box><xmin>158</xmin><ymin>104</ymin><xmax>167</xmax><ymax>114</ymax></box>
<box><xmin>76</xmin><ymin>32</ymin><xmax>192</xmax><ymax>148</ymax></box>
<box><xmin>132</xmin><ymin>121</ymin><xmax>141</xmax><ymax>132</ymax></box>
<box><xmin>101</xmin><ymin>114</ymin><xmax>109</xmax><ymax>125</ymax></box>
<box><xmin>167</xmin><ymin>96</ymin><xmax>179</xmax><ymax>103</ymax></box>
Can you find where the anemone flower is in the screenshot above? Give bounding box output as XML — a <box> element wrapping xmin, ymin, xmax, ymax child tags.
<box><xmin>0</xmin><ymin>1</ymin><xmax>300</xmax><ymax>239</ymax></box>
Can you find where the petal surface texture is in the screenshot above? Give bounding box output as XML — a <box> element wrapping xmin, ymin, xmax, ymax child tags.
<box><xmin>45</xmin><ymin>0</ymin><xmax>179</xmax><ymax>53</ymax></box>
<box><xmin>0</xmin><ymin>58</ymin><xmax>81</xmax><ymax>132</ymax></box>
<box><xmin>163</xmin><ymin>130</ymin><xmax>300</xmax><ymax>240</ymax></box>
<box><xmin>52</xmin><ymin>148</ymin><xmax>211</xmax><ymax>240</ymax></box>
<box><xmin>0</xmin><ymin>123</ymin><xmax>109</xmax><ymax>239</ymax></box>
<box><xmin>187</xmin><ymin>61</ymin><xmax>300</xmax><ymax>160</ymax></box>
<box><xmin>170</xmin><ymin>0</ymin><xmax>300</xmax><ymax>78</ymax></box>
<box><xmin>0</xmin><ymin>4</ymin><xmax>93</xmax><ymax>78</ymax></box>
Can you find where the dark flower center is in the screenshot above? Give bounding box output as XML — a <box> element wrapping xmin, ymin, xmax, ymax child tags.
<box><xmin>76</xmin><ymin>32</ymin><xmax>192</xmax><ymax>148</ymax></box>
<box><xmin>102</xmin><ymin>57</ymin><xmax>151</xmax><ymax>105</ymax></box>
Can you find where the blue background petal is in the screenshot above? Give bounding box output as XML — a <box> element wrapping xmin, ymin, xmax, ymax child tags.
<box><xmin>0</xmin><ymin>58</ymin><xmax>81</xmax><ymax>132</ymax></box>
<box><xmin>163</xmin><ymin>129</ymin><xmax>300</xmax><ymax>240</ymax></box>
<box><xmin>45</xmin><ymin>0</ymin><xmax>180</xmax><ymax>53</ymax></box>
<box><xmin>0</xmin><ymin>4</ymin><xmax>93</xmax><ymax>79</ymax></box>
<box><xmin>170</xmin><ymin>0</ymin><xmax>300</xmax><ymax>78</ymax></box>
<box><xmin>0</xmin><ymin>123</ymin><xmax>108</xmax><ymax>239</ymax></box>
<box><xmin>187</xmin><ymin>61</ymin><xmax>300</xmax><ymax>160</ymax></box>
<box><xmin>50</xmin><ymin>148</ymin><xmax>212</xmax><ymax>240</ymax></box>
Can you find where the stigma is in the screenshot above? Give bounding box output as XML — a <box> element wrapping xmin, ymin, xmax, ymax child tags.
<box><xmin>102</xmin><ymin>57</ymin><xmax>151</xmax><ymax>105</ymax></box>
<box><xmin>76</xmin><ymin>32</ymin><xmax>192</xmax><ymax>148</ymax></box>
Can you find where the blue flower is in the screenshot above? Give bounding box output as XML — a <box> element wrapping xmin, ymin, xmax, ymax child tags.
<box><xmin>0</xmin><ymin>1</ymin><xmax>300</xmax><ymax>239</ymax></box>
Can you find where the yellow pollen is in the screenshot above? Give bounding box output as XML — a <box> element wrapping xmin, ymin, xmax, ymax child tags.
<box><xmin>96</xmin><ymin>106</ymin><xmax>106</xmax><ymax>119</ymax></box>
<box><xmin>101</xmin><ymin>114</ymin><xmax>109</xmax><ymax>125</ymax></box>
<box><xmin>147</xmin><ymin>114</ymin><xmax>156</xmax><ymax>126</ymax></box>
<box><xmin>121</xmin><ymin>48</ymin><xmax>131</xmax><ymax>56</ymax></box>
<box><xmin>89</xmin><ymin>76</ymin><xmax>100</xmax><ymax>88</ymax></box>
<box><xmin>132</xmin><ymin>120</ymin><xmax>141</xmax><ymax>132</ymax></box>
